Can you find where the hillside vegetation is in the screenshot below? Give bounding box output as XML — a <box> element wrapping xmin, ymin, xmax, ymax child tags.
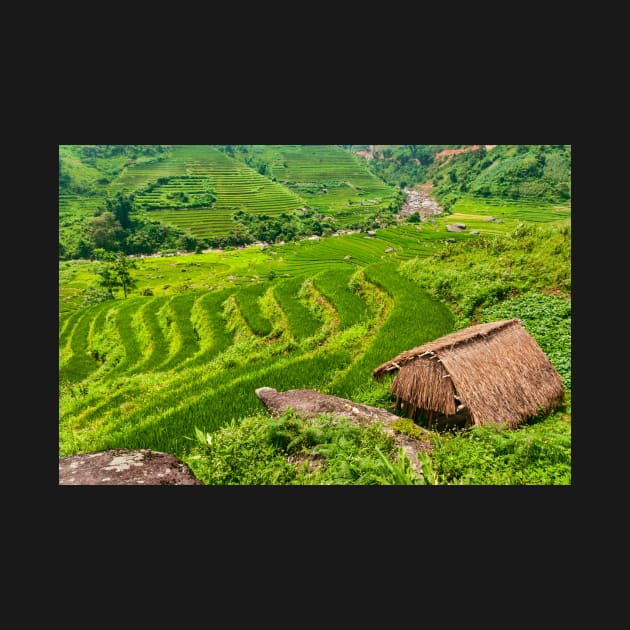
<box><xmin>59</xmin><ymin>145</ymin><xmax>571</xmax><ymax>485</ymax></box>
<box><xmin>59</xmin><ymin>144</ymin><xmax>404</xmax><ymax>260</ymax></box>
<box><xmin>350</xmin><ymin>144</ymin><xmax>571</xmax><ymax>211</ymax></box>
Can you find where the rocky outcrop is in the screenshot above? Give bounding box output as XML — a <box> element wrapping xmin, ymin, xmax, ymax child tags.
<box><xmin>254</xmin><ymin>387</ymin><xmax>432</xmax><ymax>474</ymax></box>
<box><xmin>59</xmin><ymin>449</ymin><xmax>203</xmax><ymax>485</ymax></box>
<box><xmin>399</xmin><ymin>187</ymin><xmax>443</xmax><ymax>219</ymax></box>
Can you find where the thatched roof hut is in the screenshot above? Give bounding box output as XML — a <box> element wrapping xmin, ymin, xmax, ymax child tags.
<box><xmin>372</xmin><ymin>319</ymin><xmax>564</xmax><ymax>429</ymax></box>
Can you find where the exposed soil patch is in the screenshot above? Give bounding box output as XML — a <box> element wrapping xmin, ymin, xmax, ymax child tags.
<box><xmin>435</xmin><ymin>144</ymin><xmax>497</xmax><ymax>161</ymax></box>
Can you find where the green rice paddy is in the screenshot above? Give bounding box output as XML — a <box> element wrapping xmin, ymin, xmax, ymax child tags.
<box><xmin>59</xmin><ymin>150</ymin><xmax>571</xmax><ymax>475</ymax></box>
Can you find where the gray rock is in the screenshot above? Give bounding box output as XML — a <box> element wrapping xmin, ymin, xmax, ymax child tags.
<box><xmin>254</xmin><ymin>387</ymin><xmax>432</xmax><ymax>475</ymax></box>
<box><xmin>59</xmin><ymin>449</ymin><xmax>203</xmax><ymax>485</ymax></box>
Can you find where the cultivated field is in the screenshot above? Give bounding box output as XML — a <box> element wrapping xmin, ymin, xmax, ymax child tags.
<box><xmin>59</xmin><ymin>257</ymin><xmax>455</xmax><ymax>458</ymax></box>
<box><xmin>110</xmin><ymin>145</ymin><xmax>306</xmax><ymax>238</ymax></box>
<box><xmin>59</xmin><ymin>147</ymin><xmax>571</xmax><ymax>484</ymax></box>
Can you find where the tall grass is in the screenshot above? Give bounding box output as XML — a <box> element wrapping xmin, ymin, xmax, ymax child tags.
<box><xmin>233</xmin><ymin>282</ymin><xmax>273</xmax><ymax>337</ymax></box>
<box><xmin>273</xmin><ymin>276</ymin><xmax>323</xmax><ymax>341</ymax></box>
<box><xmin>329</xmin><ymin>262</ymin><xmax>454</xmax><ymax>401</ymax></box>
<box><xmin>311</xmin><ymin>266</ymin><xmax>369</xmax><ymax>330</ymax></box>
<box><xmin>158</xmin><ymin>293</ymin><xmax>200</xmax><ymax>370</ymax></box>
<box><xmin>399</xmin><ymin>222</ymin><xmax>571</xmax><ymax>328</ymax></box>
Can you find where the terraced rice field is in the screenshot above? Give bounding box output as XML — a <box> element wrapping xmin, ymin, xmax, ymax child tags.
<box><xmin>109</xmin><ymin>145</ymin><xmax>307</xmax><ymax>238</ymax></box>
<box><xmin>448</xmin><ymin>196</ymin><xmax>571</xmax><ymax>233</ymax></box>
<box><xmin>58</xmin><ymin>187</ymin><xmax>570</xmax><ymax>318</ymax></box>
<box><xmin>59</xmin><ymin>156</ymin><xmax>571</xmax><ymax>471</ymax></box>
<box><xmin>109</xmin><ymin>155</ymin><xmax>189</xmax><ymax>194</ymax></box>
<box><xmin>59</xmin><ymin>193</ymin><xmax>105</xmax><ymax>218</ymax></box>
<box><xmin>59</xmin><ymin>257</ymin><xmax>454</xmax><ymax>460</ymax></box>
<box><xmin>233</xmin><ymin>145</ymin><xmax>399</xmax><ymax>226</ymax></box>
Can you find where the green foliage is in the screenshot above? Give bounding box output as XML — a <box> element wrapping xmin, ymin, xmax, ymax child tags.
<box><xmin>222</xmin><ymin>145</ymin><xmax>399</xmax><ymax>230</ymax></box>
<box><xmin>372</xmin><ymin>447</ymin><xmax>424</xmax><ymax>484</ymax></box>
<box><xmin>391</xmin><ymin>418</ymin><xmax>426</xmax><ymax>441</ymax></box>
<box><xmin>59</xmin><ymin>146</ymin><xmax>571</xmax><ymax>485</ymax></box>
<box><xmin>399</xmin><ymin>222</ymin><xmax>570</xmax><ymax>327</ymax></box>
<box><xmin>88</xmin><ymin>211</ymin><xmax>123</xmax><ymax>251</ymax></box>
<box><xmin>429</xmin><ymin>145</ymin><xmax>571</xmax><ymax>207</ymax></box>
<box><xmin>59</xmin><ymin>145</ymin><xmax>170</xmax><ymax>196</ymax></box>
<box><xmin>105</xmin><ymin>192</ymin><xmax>135</xmax><ymax>229</ymax></box>
<box><xmin>273</xmin><ymin>276</ymin><xmax>322</xmax><ymax>341</ymax></box>
<box><xmin>95</xmin><ymin>252</ymin><xmax>138</xmax><ymax>299</ymax></box>
<box><xmin>81</xmin><ymin>285</ymin><xmax>116</xmax><ymax>307</ymax></box>
<box><xmin>234</xmin><ymin>283</ymin><xmax>273</xmax><ymax>337</ymax></box>
<box><xmin>362</xmin><ymin>145</ymin><xmax>455</xmax><ymax>188</ymax></box>
<box><xmin>480</xmin><ymin>292</ymin><xmax>571</xmax><ymax>388</ymax></box>
<box><xmin>231</xmin><ymin>209</ymin><xmax>335</xmax><ymax>245</ymax></box>
<box><xmin>186</xmin><ymin>409</ymin><xmax>432</xmax><ymax>485</ymax></box>
<box><xmin>431</xmin><ymin>411</ymin><xmax>571</xmax><ymax>484</ymax></box>
<box><xmin>59</xmin><ymin>145</ymin><xmax>569</xmax><ymax>260</ymax></box>
<box><xmin>330</xmin><ymin>262</ymin><xmax>454</xmax><ymax>400</ymax></box>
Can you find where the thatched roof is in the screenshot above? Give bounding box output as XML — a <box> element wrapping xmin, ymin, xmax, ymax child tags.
<box><xmin>372</xmin><ymin>319</ymin><xmax>564</xmax><ymax>429</ymax></box>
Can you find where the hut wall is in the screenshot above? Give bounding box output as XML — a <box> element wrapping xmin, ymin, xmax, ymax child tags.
<box><xmin>375</xmin><ymin>319</ymin><xmax>565</xmax><ymax>430</ymax></box>
<box><xmin>390</xmin><ymin>358</ymin><xmax>457</xmax><ymax>416</ymax></box>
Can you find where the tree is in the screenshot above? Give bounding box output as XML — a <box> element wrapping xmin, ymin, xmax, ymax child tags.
<box><xmin>88</xmin><ymin>211</ymin><xmax>123</xmax><ymax>250</ymax></box>
<box><xmin>105</xmin><ymin>192</ymin><xmax>134</xmax><ymax>229</ymax></box>
<box><xmin>95</xmin><ymin>252</ymin><xmax>138</xmax><ymax>299</ymax></box>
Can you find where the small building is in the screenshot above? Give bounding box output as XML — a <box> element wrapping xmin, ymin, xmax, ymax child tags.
<box><xmin>372</xmin><ymin>319</ymin><xmax>564</xmax><ymax>429</ymax></box>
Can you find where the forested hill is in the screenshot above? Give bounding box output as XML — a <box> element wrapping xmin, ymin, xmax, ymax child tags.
<box><xmin>347</xmin><ymin>144</ymin><xmax>571</xmax><ymax>211</ymax></box>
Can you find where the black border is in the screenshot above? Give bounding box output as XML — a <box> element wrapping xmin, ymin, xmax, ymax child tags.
<box><xmin>52</xmin><ymin>102</ymin><xmax>577</xmax><ymax>561</ymax></box>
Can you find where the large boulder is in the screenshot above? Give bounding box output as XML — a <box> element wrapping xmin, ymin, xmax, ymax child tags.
<box><xmin>59</xmin><ymin>449</ymin><xmax>203</xmax><ymax>485</ymax></box>
<box><xmin>255</xmin><ymin>386</ymin><xmax>401</xmax><ymax>424</ymax></box>
<box><xmin>254</xmin><ymin>387</ymin><xmax>432</xmax><ymax>475</ymax></box>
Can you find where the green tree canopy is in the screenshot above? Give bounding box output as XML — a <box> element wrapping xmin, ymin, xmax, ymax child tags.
<box><xmin>105</xmin><ymin>192</ymin><xmax>135</xmax><ymax>229</ymax></box>
<box><xmin>88</xmin><ymin>212</ymin><xmax>123</xmax><ymax>250</ymax></box>
<box><xmin>95</xmin><ymin>252</ymin><xmax>138</xmax><ymax>299</ymax></box>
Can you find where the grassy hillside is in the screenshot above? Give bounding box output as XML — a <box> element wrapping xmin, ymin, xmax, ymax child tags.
<box><xmin>118</xmin><ymin>145</ymin><xmax>307</xmax><ymax>238</ymax></box>
<box><xmin>59</xmin><ymin>145</ymin><xmax>313</xmax><ymax>257</ymax></box>
<box><xmin>350</xmin><ymin>144</ymin><xmax>571</xmax><ymax>212</ymax></box>
<box><xmin>59</xmin><ymin>145</ymin><xmax>404</xmax><ymax>259</ymax></box>
<box><xmin>348</xmin><ymin>144</ymin><xmax>462</xmax><ymax>188</ymax></box>
<box><xmin>219</xmin><ymin>145</ymin><xmax>402</xmax><ymax>228</ymax></box>
<box><xmin>431</xmin><ymin>144</ymin><xmax>570</xmax><ymax>200</ymax></box>
<box><xmin>59</xmin><ymin>145</ymin><xmax>571</xmax><ymax>485</ymax></box>
<box><xmin>59</xmin><ymin>223</ymin><xmax>571</xmax><ymax>484</ymax></box>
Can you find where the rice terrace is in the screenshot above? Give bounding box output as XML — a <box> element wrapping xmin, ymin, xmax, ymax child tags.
<box><xmin>59</xmin><ymin>144</ymin><xmax>571</xmax><ymax>485</ymax></box>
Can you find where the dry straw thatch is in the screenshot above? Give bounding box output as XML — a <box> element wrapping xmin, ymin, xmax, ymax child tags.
<box><xmin>372</xmin><ymin>319</ymin><xmax>564</xmax><ymax>429</ymax></box>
